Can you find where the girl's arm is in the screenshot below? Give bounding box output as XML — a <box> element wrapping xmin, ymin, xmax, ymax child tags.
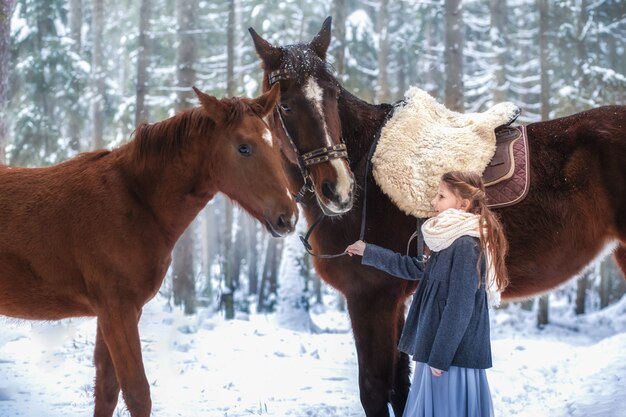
<box><xmin>350</xmin><ymin>241</ymin><xmax>425</xmax><ymax>281</ymax></box>
<box><xmin>427</xmin><ymin>237</ymin><xmax>480</xmax><ymax>371</ymax></box>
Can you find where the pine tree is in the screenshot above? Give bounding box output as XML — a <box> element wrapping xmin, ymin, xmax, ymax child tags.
<box><xmin>9</xmin><ymin>0</ymin><xmax>88</xmax><ymax>165</ymax></box>
<box><xmin>0</xmin><ymin>0</ymin><xmax>16</xmax><ymax>164</ymax></box>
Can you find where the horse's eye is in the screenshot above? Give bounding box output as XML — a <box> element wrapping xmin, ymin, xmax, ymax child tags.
<box><xmin>238</xmin><ymin>144</ymin><xmax>252</xmax><ymax>156</ymax></box>
<box><xmin>279</xmin><ymin>103</ymin><xmax>291</xmax><ymax>113</ymax></box>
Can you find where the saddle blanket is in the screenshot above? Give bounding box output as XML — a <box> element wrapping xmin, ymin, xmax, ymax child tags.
<box><xmin>372</xmin><ymin>86</ymin><xmax>521</xmax><ymax>218</ymax></box>
<box><xmin>484</xmin><ymin>125</ymin><xmax>530</xmax><ymax>209</ymax></box>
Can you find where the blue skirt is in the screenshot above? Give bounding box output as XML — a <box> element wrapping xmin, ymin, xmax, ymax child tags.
<box><xmin>402</xmin><ymin>362</ymin><xmax>494</xmax><ymax>417</ymax></box>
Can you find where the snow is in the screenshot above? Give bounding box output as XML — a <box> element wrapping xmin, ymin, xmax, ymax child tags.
<box><xmin>346</xmin><ymin>10</ymin><xmax>374</xmax><ymax>43</ymax></box>
<box><xmin>1</xmin><ymin>294</ymin><xmax>625</xmax><ymax>417</ymax></box>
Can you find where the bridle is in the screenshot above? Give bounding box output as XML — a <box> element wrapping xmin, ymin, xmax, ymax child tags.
<box><xmin>269</xmin><ymin>68</ymin><xmax>406</xmax><ymax>260</ymax></box>
<box><xmin>269</xmin><ymin>69</ymin><xmax>349</xmax><ymax>203</ymax></box>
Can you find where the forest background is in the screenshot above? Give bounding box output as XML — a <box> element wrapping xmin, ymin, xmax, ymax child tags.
<box><xmin>0</xmin><ymin>0</ymin><xmax>624</xmax><ymax>325</ymax></box>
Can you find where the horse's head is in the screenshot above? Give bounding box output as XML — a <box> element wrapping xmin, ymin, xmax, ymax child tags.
<box><xmin>249</xmin><ymin>17</ymin><xmax>355</xmax><ymax>216</ymax></box>
<box><xmin>194</xmin><ymin>85</ymin><xmax>297</xmax><ymax>237</ymax></box>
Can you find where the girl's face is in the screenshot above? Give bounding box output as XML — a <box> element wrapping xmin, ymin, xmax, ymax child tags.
<box><xmin>431</xmin><ymin>181</ymin><xmax>469</xmax><ymax>214</ymax></box>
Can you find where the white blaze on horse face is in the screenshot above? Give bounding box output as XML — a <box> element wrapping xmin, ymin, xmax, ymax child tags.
<box><xmin>303</xmin><ymin>76</ymin><xmax>353</xmax><ymax>210</ymax></box>
<box><xmin>304</xmin><ymin>77</ymin><xmax>332</xmax><ymax>147</ymax></box>
<box><xmin>262</xmin><ymin>128</ymin><xmax>273</xmax><ymax>147</ymax></box>
<box><xmin>330</xmin><ymin>159</ymin><xmax>354</xmax><ymax>206</ymax></box>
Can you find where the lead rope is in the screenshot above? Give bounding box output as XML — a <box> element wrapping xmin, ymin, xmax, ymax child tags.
<box><xmin>405</xmin><ymin>218</ymin><xmax>427</xmax><ymax>266</ymax></box>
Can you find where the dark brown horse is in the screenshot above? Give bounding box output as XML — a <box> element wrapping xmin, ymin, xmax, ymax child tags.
<box><xmin>0</xmin><ymin>85</ymin><xmax>297</xmax><ymax>417</ymax></box>
<box><xmin>250</xmin><ymin>18</ymin><xmax>626</xmax><ymax>417</ymax></box>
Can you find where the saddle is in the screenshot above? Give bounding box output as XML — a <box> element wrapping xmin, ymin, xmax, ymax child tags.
<box><xmin>371</xmin><ymin>86</ymin><xmax>522</xmax><ymax>218</ymax></box>
<box><xmin>483</xmin><ymin>125</ymin><xmax>530</xmax><ymax>208</ymax></box>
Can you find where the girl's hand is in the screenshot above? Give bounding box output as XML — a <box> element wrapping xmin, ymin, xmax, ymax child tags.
<box><xmin>345</xmin><ymin>240</ymin><xmax>366</xmax><ymax>257</ymax></box>
<box><xmin>430</xmin><ymin>366</ymin><xmax>443</xmax><ymax>377</ymax></box>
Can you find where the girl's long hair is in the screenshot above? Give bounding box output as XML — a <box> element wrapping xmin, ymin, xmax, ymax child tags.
<box><xmin>441</xmin><ymin>171</ymin><xmax>509</xmax><ymax>291</ymax></box>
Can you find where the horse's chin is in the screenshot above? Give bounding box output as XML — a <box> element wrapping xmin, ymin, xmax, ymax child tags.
<box><xmin>263</xmin><ymin>218</ymin><xmax>289</xmax><ymax>238</ymax></box>
<box><xmin>316</xmin><ymin>196</ymin><xmax>353</xmax><ymax>217</ymax></box>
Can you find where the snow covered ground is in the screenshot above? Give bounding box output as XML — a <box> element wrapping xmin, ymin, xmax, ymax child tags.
<box><xmin>1</xmin><ymin>294</ymin><xmax>625</xmax><ymax>417</ymax></box>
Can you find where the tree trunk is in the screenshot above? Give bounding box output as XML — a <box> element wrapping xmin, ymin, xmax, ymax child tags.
<box><xmin>69</xmin><ymin>0</ymin><xmax>82</xmax><ymax>51</ymax></box>
<box><xmin>229</xmin><ymin>210</ymin><xmax>243</xmax><ymax>292</ymax></box>
<box><xmin>171</xmin><ymin>0</ymin><xmax>198</xmax><ymax>315</ymax></box>
<box><xmin>202</xmin><ymin>204</ymin><xmax>219</xmax><ymax>301</ymax></box>
<box><xmin>332</xmin><ymin>0</ymin><xmax>347</xmax><ymax>81</ymax></box>
<box><xmin>196</xmin><ymin>208</ymin><xmax>210</xmax><ymax>305</ymax></box>
<box><xmin>221</xmin><ymin>200</ymin><xmax>235</xmax><ymax>319</ymax></box>
<box><xmin>226</xmin><ymin>0</ymin><xmax>236</xmax><ymax>96</ymax></box>
<box><xmin>537</xmin><ymin>294</ymin><xmax>549</xmax><ymax>327</ymax></box>
<box><xmin>313</xmin><ymin>273</ymin><xmax>323</xmax><ymax>305</ymax></box>
<box><xmin>520</xmin><ymin>298</ymin><xmax>534</xmax><ymax>311</ymax></box>
<box><xmin>393</xmin><ymin>0</ymin><xmax>408</xmax><ymax>96</ymax></box>
<box><xmin>269</xmin><ymin>240</ymin><xmax>282</xmax><ymax>304</ymax></box>
<box><xmin>575</xmin><ymin>271</ymin><xmax>589</xmax><ymax>315</ymax></box>
<box><xmin>423</xmin><ymin>10</ymin><xmax>441</xmax><ymax>99</ymax></box>
<box><xmin>135</xmin><ymin>0</ymin><xmax>151</xmax><ymax>126</ymax></box>
<box><xmin>600</xmin><ymin>258</ymin><xmax>612</xmax><ymax>309</ymax></box>
<box><xmin>0</xmin><ymin>0</ymin><xmax>16</xmax><ymax>164</ymax></box>
<box><xmin>576</xmin><ymin>0</ymin><xmax>589</xmax><ymax>98</ymax></box>
<box><xmin>538</xmin><ymin>0</ymin><xmax>549</xmax><ymax>120</ymax></box>
<box><xmin>376</xmin><ymin>0</ymin><xmax>390</xmax><ymax>103</ymax></box>
<box><xmin>173</xmin><ymin>225</ymin><xmax>196</xmax><ymax>315</ymax></box>
<box><xmin>68</xmin><ymin>0</ymin><xmax>82</xmax><ymax>152</ymax></box>
<box><xmin>175</xmin><ymin>0</ymin><xmax>196</xmax><ymax>111</ymax></box>
<box><xmin>444</xmin><ymin>0</ymin><xmax>464</xmax><ymax>112</ymax></box>
<box><xmin>91</xmin><ymin>0</ymin><xmax>104</xmax><ymax>150</ymax></box>
<box><xmin>490</xmin><ymin>0</ymin><xmax>507</xmax><ymax>104</ymax></box>
<box><xmin>258</xmin><ymin>238</ymin><xmax>282</xmax><ymax>313</ymax></box>
<box><xmin>247</xmin><ymin>217</ymin><xmax>259</xmax><ymax>295</ymax></box>
<box><xmin>599</xmin><ymin>257</ymin><xmax>626</xmax><ymax>309</ymax></box>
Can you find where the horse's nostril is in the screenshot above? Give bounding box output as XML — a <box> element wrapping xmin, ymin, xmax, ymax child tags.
<box><xmin>277</xmin><ymin>214</ymin><xmax>287</xmax><ymax>230</ymax></box>
<box><xmin>321</xmin><ymin>181</ymin><xmax>335</xmax><ymax>200</ymax></box>
<box><xmin>278</xmin><ymin>213</ymin><xmax>295</xmax><ymax>231</ymax></box>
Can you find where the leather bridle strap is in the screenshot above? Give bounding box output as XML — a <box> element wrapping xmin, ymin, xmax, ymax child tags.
<box><xmin>269</xmin><ymin>69</ymin><xmax>349</xmax><ymax>203</ymax></box>
<box><xmin>299</xmin><ymin>143</ymin><xmax>348</xmax><ymax>167</ymax></box>
<box><xmin>299</xmin><ymin>99</ymin><xmax>408</xmax><ymax>260</ymax></box>
<box><xmin>269</xmin><ymin>69</ymin><xmax>401</xmax><ymax>260</ymax></box>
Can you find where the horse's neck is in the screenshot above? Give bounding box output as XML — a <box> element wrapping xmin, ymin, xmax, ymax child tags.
<box><xmin>338</xmin><ymin>88</ymin><xmax>393</xmax><ymax>169</ymax></box>
<box><xmin>124</xmin><ymin>115</ymin><xmax>217</xmax><ymax>244</ymax></box>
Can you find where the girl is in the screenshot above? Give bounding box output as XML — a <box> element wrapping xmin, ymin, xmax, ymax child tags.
<box><xmin>345</xmin><ymin>171</ymin><xmax>509</xmax><ymax>417</ymax></box>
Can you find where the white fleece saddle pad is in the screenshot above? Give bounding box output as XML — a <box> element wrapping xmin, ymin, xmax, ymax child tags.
<box><xmin>372</xmin><ymin>87</ymin><xmax>520</xmax><ymax>218</ymax></box>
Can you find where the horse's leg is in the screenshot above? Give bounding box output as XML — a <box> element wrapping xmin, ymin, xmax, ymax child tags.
<box><xmin>97</xmin><ymin>305</ymin><xmax>150</xmax><ymax>417</ymax></box>
<box><xmin>347</xmin><ymin>292</ymin><xmax>405</xmax><ymax>417</ymax></box>
<box><xmin>389</xmin><ymin>310</ymin><xmax>411</xmax><ymax>416</ymax></box>
<box><xmin>94</xmin><ymin>322</ymin><xmax>121</xmax><ymax>417</ymax></box>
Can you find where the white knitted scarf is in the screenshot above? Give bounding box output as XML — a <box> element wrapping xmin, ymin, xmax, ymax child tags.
<box><xmin>421</xmin><ymin>208</ymin><xmax>501</xmax><ymax>308</ymax></box>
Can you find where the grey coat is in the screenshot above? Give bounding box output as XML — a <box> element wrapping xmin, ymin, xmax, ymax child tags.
<box><xmin>362</xmin><ymin>236</ymin><xmax>492</xmax><ymax>371</ymax></box>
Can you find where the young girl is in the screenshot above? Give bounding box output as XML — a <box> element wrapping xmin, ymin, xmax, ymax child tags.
<box><xmin>345</xmin><ymin>171</ymin><xmax>509</xmax><ymax>417</ymax></box>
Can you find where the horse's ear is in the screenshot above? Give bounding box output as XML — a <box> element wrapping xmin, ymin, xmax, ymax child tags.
<box><xmin>310</xmin><ymin>16</ymin><xmax>332</xmax><ymax>61</ymax></box>
<box><xmin>253</xmin><ymin>83</ymin><xmax>281</xmax><ymax>118</ymax></box>
<box><xmin>248</xmin><ymin>27</ymin><xmax>282</xmax><ymax>69</ymax></box>
<box><xmin>193</xmin><ymin>86</ymin><xmax>225</xmax><ymax>123</ymax></box>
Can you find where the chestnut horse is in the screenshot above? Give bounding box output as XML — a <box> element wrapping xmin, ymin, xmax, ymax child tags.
<box><xmin>0</xmin><ymin>85</ymin><xmax>297</xmax><ymax>417</ymax></box>
<box><xmin>250</xmin><ymin>18</ymin><xmax>626</xmax><ymax>417</ymax></box>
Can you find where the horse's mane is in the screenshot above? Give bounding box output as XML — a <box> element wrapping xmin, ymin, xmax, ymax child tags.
<box><xmin>130</xmin><ymin>98</ymin><xmax>258</xmax><ymax>167</ymax></box>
